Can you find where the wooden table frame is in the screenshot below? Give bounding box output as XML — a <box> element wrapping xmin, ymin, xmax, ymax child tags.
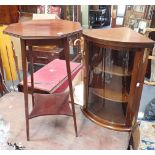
<box><xmin>4</xmin><ymin>19</ymin><xmax>82</xmax><ymax>141</ymax></box>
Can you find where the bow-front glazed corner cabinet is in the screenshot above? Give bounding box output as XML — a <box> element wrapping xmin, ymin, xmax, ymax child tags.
<box><xmin>82</xmin><ymin>27</ymin><xmax>155</xmax><ymax>132</ymax></box>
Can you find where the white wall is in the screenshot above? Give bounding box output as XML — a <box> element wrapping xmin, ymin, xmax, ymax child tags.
<box><xmin>81</xmin><ymin>5</ymin><xmax>89</xmax><ymax>28</ymax></box>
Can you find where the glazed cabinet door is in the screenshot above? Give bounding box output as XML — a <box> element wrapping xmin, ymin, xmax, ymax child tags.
<box><xmin>84</xmin><ymin>42</ymin><xmax>149</xmax><ymax>130</ymax></box>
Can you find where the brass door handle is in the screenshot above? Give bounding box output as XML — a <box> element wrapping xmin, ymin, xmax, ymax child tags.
<box><xmin>73</xmin><ymin>37</ymin><xmax>85</xmax><ymax>57</ymax></box>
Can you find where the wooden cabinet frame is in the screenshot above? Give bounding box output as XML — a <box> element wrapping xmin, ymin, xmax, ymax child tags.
<box><xmin>82</xmin><ymin>27</ymin><xmax>154</xmax><ymax>132</ymax></box>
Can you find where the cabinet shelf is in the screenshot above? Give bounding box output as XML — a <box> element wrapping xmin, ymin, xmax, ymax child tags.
<box><xmin>95</xmin><ymin>65</ymin><xmax>131</xmax><ymax>76</ymax></box>
<box><xmin>92</xmin><ymin>87</ymin><xmax>128</xmax><ymax>103</ymax></box>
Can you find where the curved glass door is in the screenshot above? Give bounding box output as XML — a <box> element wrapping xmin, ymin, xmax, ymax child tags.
<box><xmin>87</xmin><ymin>44</ymin><xmax>135</xmax><ymax>125</ymax></box>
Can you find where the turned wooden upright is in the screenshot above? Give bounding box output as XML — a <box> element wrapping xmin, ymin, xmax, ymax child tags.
<box><xmin>4</xmin><ymin>19</ymin><xmax>82</xmax><ymax>140</ymax></box>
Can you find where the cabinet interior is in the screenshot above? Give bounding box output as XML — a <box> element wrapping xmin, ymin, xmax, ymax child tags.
<box><xmin>87</xmin><ymin>44</ymin><xmax>135</xmax><ymax>125</ymax></box>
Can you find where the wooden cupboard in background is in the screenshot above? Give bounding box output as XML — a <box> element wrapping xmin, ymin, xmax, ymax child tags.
<box><xmin>0</xmin><ymin>5</ymin><xmax>19</xmax><ymax>24</ymax></box>
<box><xmin>89</xmin><ymin>5</ymin><xmax>111</xmax><ymax>28</ymax></box>
<box><xmin>19</xmin><ymin>5</ymin><xmax>81</xmax><ymax>23</ymax></box>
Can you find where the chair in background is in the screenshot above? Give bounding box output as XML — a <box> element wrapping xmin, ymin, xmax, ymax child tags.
<box><xmin>0</xmin><ymin>53</ymin><xmax>9</xmax><ymax>95</ymax></box>
<box><xmin>0</xmin><ymin>25</ymin><xmax>21</xmax><ymax>92</ymax></box>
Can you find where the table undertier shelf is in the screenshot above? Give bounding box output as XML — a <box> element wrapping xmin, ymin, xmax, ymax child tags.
<box><xmin>29</xmin><ymin>91</ymin><xmax>73</xmax><ymax>119</ymax></box>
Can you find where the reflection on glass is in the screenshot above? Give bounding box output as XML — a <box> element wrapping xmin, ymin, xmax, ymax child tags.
<box><xmin>88</xmin><ymin>45</ymin><xmax>135</xmax><ymax>125</ymax></box>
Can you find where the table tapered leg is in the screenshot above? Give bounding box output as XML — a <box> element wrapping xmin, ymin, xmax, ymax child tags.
<box><xmin>63</xmin><ymin>37</ymin><xmax>78</xmax><ymax>137</ymax></box>
<box><xmin>29</xmin><ymin>45</ymin><xmax>35</xmax><ymax>107</ymax></box>
<box><xmin>21</xmin><ymin>39</ymin><xmax>30</xmax><ymax>141</ymax></box>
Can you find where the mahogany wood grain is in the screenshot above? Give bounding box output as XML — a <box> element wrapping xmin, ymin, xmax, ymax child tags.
<box><xmin>83</xmin><ymin>39</ymin><xmax>90</xmax><ymax>109</ymax></box>
<box><xmin>4</xmin><ymin>19</ymin><xmax>82</xmax><ymax>140</ymax></box>
<box><xmin>29</xmin><ymin>45</ymin><xmax>35</xmax><ymax>107</ymax></box>
<box><xmin>20</xmin><ymin>39</ymin><xmax>29</xmax><ymax>141</ymax></box>
<box><xmin>83</xmin><ymin>27</ymin><xmax>155</xmax><ymax>48</ymax></box>
<box><xmin>64</xmin><ymin>38</ymin><xmax>78</xmax><ymax>137</ymax></box>
<box><xmin>29</xmin><ymin>92</ymin><xmax>73</xmax><ymax>119</ymax></box>
<box><xmin>4</xmin><ymin>19</ymin><xmax>82</xmax><ymax>39</ymax></box>
<box><xmin>0</xmin><ymin>6</ymin><xmax>19</xmax><ymax>24</ymax></box>
<box><xmin>126</xmin><ymin>49</ymin><xmax>150</xmax><ymax>127</ymax></box>
<box><xmin>82</xmin><ymin>27</ymin><xmax>154</xmax><ymax>132</ymax></box>
<box><xmin>81</xmin><ymin>107</ymin><xmax>131</xmax><ymax>132</ymax></box>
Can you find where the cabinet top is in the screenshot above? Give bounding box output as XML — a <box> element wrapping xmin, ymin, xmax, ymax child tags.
<box><xmin>3</xmin><ymin>19</ymin><xmax>82</xmax><ymax>39</ymax></box>
<box><xmin>83</xmin><ymin>27</ymin><xmax>155</xmax><ymax>48</ymax></box>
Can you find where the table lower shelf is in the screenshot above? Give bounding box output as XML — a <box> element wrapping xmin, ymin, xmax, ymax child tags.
<box><xmin>29</xmin><ymin>91</ymin><xmax>73</xmax><ymax>119</ymax></box>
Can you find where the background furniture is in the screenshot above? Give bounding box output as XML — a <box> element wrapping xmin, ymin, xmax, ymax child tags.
<box><xmin>0</xmin><ymin>5</ymin><xmax>19</xmax><ymax>24</ymax></box>
<box><xmin>145</xmin><ymin>8</ymin><xmax>155</xmax><ymax>78</ymax></box>
<box><xmin>89</xmin><ymin>5</ymin><xmax>111</xmax><ymax>28</ymax></box>
<box><xmin>19</xmin><ymin>5</ymin><xmax>81</xmax><ymax>22</ymax></box>
<box><xmin>60</xmin><ymin>6</ymin><xmax>81</xmax><ymax>22</ymax></box>
<box><xmin>4</xmin><ymin>19</ymin><xmax>82</xmax><ymax>140</ymax></box>
<box><xmin>111</xmin><ymin>5</ymin><xmax>126</xmax><ymax>28</ymax></box>
<box><xmin>143</xmin><ymin>28</ymin><xmax>155</xmax><ymax>85</ymax></box>
<box><xmin>82</xmin><ymin>27</ymin><xmax>154</xmax><ymax>132</ymax></box>
<box><xmin>123</xmin><ymin>5</ymin><xmax>154</xmax><ymax>28</ymax></box>
<box><xmin>123</xmin><ymin>5</ymin><xmax>155</xmax><ymax>33</ymax></box>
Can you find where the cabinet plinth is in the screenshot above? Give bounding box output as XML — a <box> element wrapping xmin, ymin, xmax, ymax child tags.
<box><xmin>82</xmin><ymin>27</ymin><xmax>155</xmax><ymax>131</ymax></box>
